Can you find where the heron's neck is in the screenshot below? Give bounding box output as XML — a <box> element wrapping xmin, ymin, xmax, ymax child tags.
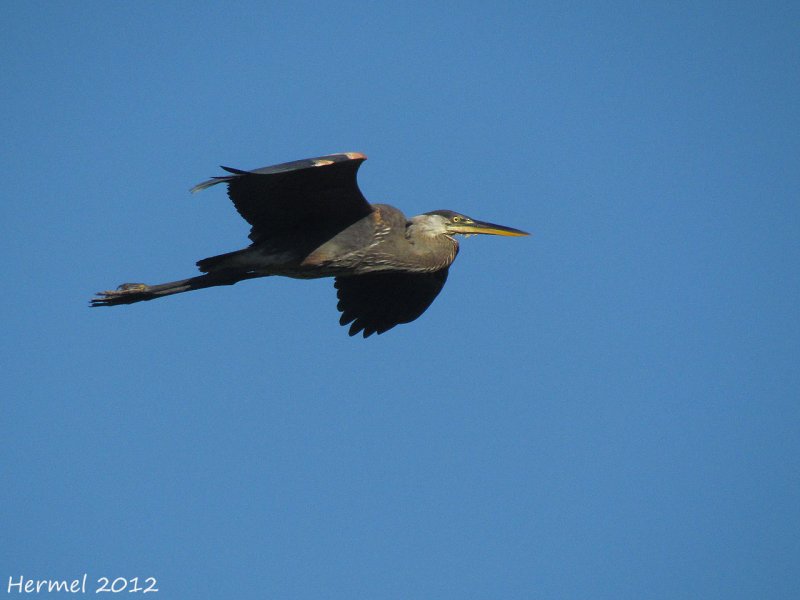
<box><xmin>406</xmin><ymin>218</ymin><xmax>459</xmax><ymax>270</ymax></box>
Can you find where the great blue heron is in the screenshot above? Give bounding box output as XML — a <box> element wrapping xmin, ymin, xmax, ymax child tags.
<box><xmin>91</xmin><ymin>152</ymin><xmax>529</xmax><ymax>336</ymax></box>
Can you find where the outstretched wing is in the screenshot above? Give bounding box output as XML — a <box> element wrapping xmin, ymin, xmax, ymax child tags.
<box><xmin>191</xmin><ymin>152</ymin><xmax>373</xmax><ymax>243</ymax></box>
<box><xmin>334</xmin><ymin>269</ymin><xmax>450</xmax><ymax>337</ymax></box>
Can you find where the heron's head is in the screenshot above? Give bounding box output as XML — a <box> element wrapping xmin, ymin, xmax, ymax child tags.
<box><xmin>423</xmin><ymin>210</ymin><xmax>529</xmax><ymax>238</ymax></box>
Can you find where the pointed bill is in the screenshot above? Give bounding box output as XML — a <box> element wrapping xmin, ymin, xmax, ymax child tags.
<box><xmin>449</xmin><ymin>219</ymin><xmax>530</xmax><ymax>237</ymax></box>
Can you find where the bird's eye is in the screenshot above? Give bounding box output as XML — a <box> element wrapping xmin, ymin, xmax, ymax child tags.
<box><xmin>452</xmin><ymin>216</ymin><xmax>461</xmax><ymax>222</ymax></box>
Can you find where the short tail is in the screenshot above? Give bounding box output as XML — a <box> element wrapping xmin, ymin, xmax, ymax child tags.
<box><xmin>195</xmin><ymin>248</ymin><xmax>252</xmax><ymax>273</ymax></box>
<box><xmin>90</xmin><ymin>271</ymin><xmax>259</xmax><ymax>307</ymax></box>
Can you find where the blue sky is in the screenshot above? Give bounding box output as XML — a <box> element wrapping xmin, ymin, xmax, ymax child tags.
<box><xmin>2</xmin><ymin>2</ymin><xmax>798</xmax><ymax>598</ymax></box>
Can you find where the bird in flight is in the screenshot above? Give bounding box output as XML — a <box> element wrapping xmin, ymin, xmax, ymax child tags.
<box><xmin>91</xmin><ymin>152</ymin><xmax>529</xmax><ymax>336</ymax></box>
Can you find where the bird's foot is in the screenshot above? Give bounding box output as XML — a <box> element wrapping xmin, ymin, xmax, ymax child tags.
<box><xmin>90</xmin><ymin>283</ymin><xmax>151</xmax><ymax>306</ymax></box>
<box><xmin>116</xmin><ymin>283</ymin><xmax>150</xmax><ymax>292</ymax></box>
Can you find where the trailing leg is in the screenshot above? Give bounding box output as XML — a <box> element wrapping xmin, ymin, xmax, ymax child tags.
<box><xmin>90</xmin><ymin>271</ymin><xmax>260</xmax><ymax>306</ymax></box>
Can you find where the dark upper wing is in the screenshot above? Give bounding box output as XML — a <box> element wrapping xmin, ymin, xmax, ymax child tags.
<box><xmin>334</xmin><ymin>269</ymin><xmax>450</xmax><ymax>337</ymax></box>
<box><xmin>191</xmin><ymin>152</ymin><xmax>373</xmax><ymax>243</ymax></box>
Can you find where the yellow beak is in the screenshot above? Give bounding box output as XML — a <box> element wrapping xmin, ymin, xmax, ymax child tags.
<box><xmin>449</xmin><ymin>219</ymin><xmax>530</xmax><ymax>237</ymax></box>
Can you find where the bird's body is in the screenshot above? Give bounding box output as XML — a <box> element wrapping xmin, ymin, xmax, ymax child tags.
<box><xmin>198</xmin><ymin>203</ymin><xmax>454</xmax><ymax>278</ymax></box>
<box><xmin>92</xmin><ymin>153</ymin><xmax>528</xmax><ymax>336</ymax></box>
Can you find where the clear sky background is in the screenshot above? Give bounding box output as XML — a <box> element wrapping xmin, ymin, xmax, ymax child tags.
<box><xmin>2</xmin><ymin>2</ymin><xmax>798</xmax><ymax>598</ymax></box>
